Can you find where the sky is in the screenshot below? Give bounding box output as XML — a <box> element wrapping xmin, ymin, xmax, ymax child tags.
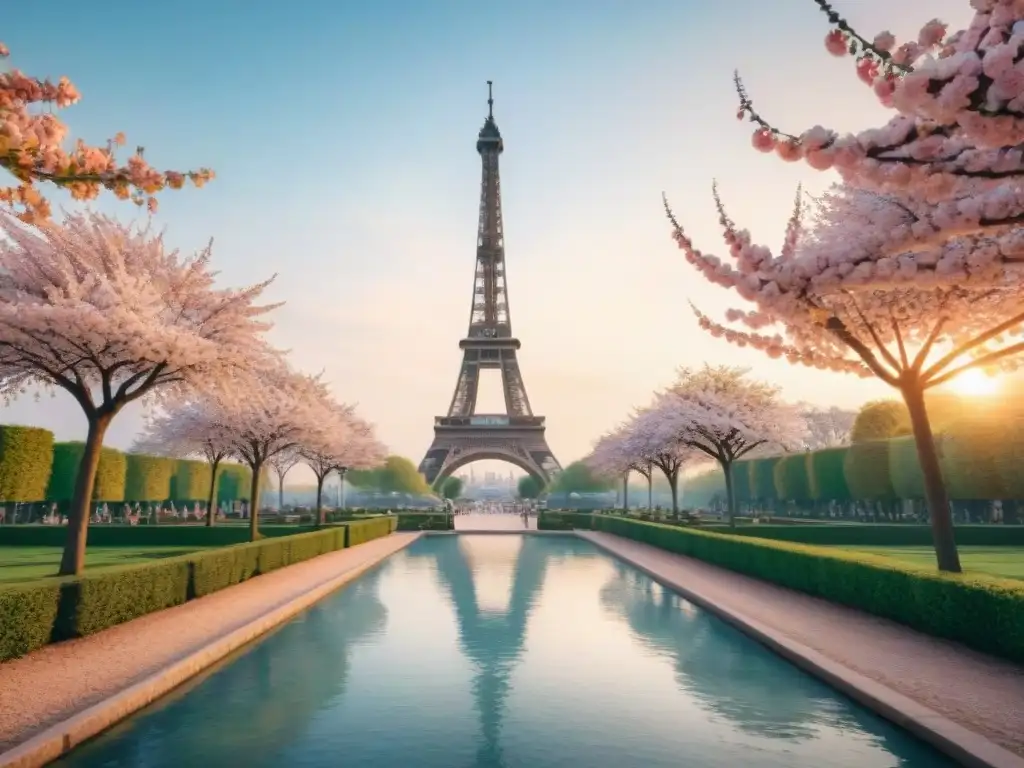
<box><xmin>2</xmin><ymin>0</ymin><xmax>980</xmax><ymax>484</ymax></box>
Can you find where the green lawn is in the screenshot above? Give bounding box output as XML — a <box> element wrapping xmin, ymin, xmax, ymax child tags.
<box><xmin>0</xmin><ymin>546</ymin><xmax>205</xmax><ymax>584</ymax></box>
<box><xmin>835</xmin><ymin>546</ymin><xmax>1024</xmax><ymax>581</ymax></box>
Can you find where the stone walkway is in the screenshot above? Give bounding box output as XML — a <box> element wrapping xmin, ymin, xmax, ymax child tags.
<box><xmin>579</xmin><ymin>531</ymin><xmax>1024</xmax><ymax>763</ymax></box>
<box><xmin>454</xmin><ymin>513</ymin><xmax>536</xmax><ymax>531</ymax></box>
<box><xmin>0</xmin><ymin>533</ymin><xmax>419</xmax><ymax>756</ymax></box>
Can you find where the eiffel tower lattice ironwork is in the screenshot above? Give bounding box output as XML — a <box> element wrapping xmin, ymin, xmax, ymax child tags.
<box><xmin>419</xmin><ymin>82</ymin><xmax>561</xmax><ymax>488</ymax></box>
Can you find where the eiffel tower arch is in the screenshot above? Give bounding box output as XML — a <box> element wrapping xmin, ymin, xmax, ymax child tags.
<box><xmin>419</xmin><ymin>82</ymin><xmax>561</xmax><ymax>489</ymax></box>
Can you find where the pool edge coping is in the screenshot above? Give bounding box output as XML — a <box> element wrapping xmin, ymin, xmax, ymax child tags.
<box><xmin>577</xmin><ymin>530</ymin><xmax>1024</xmax><ymax>768</ymax></box>
<box><xmin>0</xmin><ymin>532</ymin><xmax>423</xmax><ymax>768</ymax></box>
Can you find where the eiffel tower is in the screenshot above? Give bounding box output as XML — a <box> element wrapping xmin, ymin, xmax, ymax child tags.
<box><xmin>419</xmin><ymin>83</ymin><xmax>561</xmax><ymax>488</ymax></box>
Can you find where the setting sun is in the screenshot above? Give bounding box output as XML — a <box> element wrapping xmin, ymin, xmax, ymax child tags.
<box><xmin>946</xmin><ymin>368</ymin><xmax>1000</xmax><ymax>397</ymax></box>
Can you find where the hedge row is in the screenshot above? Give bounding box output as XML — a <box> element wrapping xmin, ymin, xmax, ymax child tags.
<box><xmin>538</xmin><ymin>511</ymin><xmax>596</xmax><ymax>531</ymax></box>
<box><xmin>715</xmin><ymin>523</ymin><xmax>1024</xmax><ymax>547</ymax></box>
<box><xmin>587</xmin><ymin>515</ymin><xmax>1024</xmax><ymax>663</ymax></box>
<box><xmin>0</xmin><ymin>524</ymin><xmax>326</xmax><ymax>547</ymax></box>
<box><xmin>395</xmin><ymin>513</ymin><xmax>454</xmax><ymax>531</ymax></box>
<box><xmin>0</xmin><ymin>517</ymin><xmax>397</xmax><ymax>662</ymax></box>
<box><xmin>684</xmin><ymin>413</ymin><xmax>1024</xmax><ymax>505</ymax></box>
<box><xmin>0</xmin><ymin>426</ymin><xmax>253</xmax><ymax>504</ymax></box>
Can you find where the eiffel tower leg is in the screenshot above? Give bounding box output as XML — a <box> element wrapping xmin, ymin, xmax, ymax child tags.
<box><xmin>499</xmin><ymin>352</ymin><xmax>533</xmax><ymax>417</ymax></box>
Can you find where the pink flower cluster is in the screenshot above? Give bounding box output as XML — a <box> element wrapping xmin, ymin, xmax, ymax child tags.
<box><xmin>739</xmin><ymin>1</ymin><xmax>1024</xmax><ymax>195</ymax></box>
<box><xmin>0</xmin><ymin>39</ymin><xmax>214</xmax><ymax>223</ymax></box>
<box><xmin>584</xmin><ymin>367</ymin><xmax>809</xmax><ymax>483</ymax></box>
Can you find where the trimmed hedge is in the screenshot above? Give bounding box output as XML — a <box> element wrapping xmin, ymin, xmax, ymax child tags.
<box><xmin>0</xmin><ymin>517</ymin><xmax>397</xmax><ymax>662</ymax></box>
<box><xmin>0</xmin><ymin>524</ymin><xmax>314</xmax><ymax>547</ymax></box>
<box><xmin>731</xmin><ymin>460</ymin><xmax>752</xmax><ymax>505</ymax></box>
<box><xmin>995</xmin><ymin>408</ymin><xmax>1024</xmax><ymax>500</ymax></box>
<box><xmin>538</xmin><ymin>511</ymin><xmax>595</xmax><ymax>530</ymax></box>
<box><xmin>940</xmin><ymin>416</ymin><xmax>1006</xmax><ymax>501</ymax></box>
<box><xmin>216</xmin><ymin>463</ymin><xmax>252</xmax><ymax>502</ymax></box>
<box><xmin>0</xmin><ymin>425</ymin><xmax>54</xmax><ymax>502</ymax></box>
<box><xmin>719</xmin><ymin>523</ymin><xmax>1024</xmax><ymax>546</ymax></box>
<box><xmin>124</xmin><ymin>454</ymin><xmax>176</xmax><ymax>503</ymax></box>
<box><xmin>170</xmin><ymin>459</ymin><xmax>213</xmax><ymax>502</ymax></box>
<box><xmin>748</xmin><ymin>457</ymin><xmax>781</xmax><ymax>502</ymax></box>
<box><xmin>807</xmin><ymin>447</ymin><xmax>850</xmax><ymax>502</ymax></box>
<box><xmin>590</xmin><ymin>515</ymin><xmax>1024</xmax><ymax>663</ymax></box>
<box><xmin>773</xmin><ymin>454</ymin><xmax>810</xmax><ymax>502</ymax></box>
<box><xmin>843</xmin><ymin>440</ymin><xmax>894</xmax><ymax>500</ymax></box>
<box><xmin>395</xmin><ymin>513</ymin><xmax>454</xmax><ymax>531</ymax></box>
<box><xmin>888</xmin><ymin>437</ymin><xmax>925</xmax><ymax>500</ymax></box>
<box><xmin>46</xmin><ymin>442</ymin><xmax>127</xmax><ymax>503</ymax></box>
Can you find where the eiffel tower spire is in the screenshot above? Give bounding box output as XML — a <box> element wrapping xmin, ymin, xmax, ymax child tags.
<box><xmin>417</xmin><ymin>83</ymin><xmax>561</xmax><ymax>489</ymax></box>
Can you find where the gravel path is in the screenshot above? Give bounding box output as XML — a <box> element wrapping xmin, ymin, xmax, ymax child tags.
<box><xmin>0</xmin><ymin>533</ymin><xmax>418</xmax><ymax>753</ymax></box>
<box><xmin>580</xmin><ymin>531</ymin><xmax>1024</xmax><ymax>758</ymax></box>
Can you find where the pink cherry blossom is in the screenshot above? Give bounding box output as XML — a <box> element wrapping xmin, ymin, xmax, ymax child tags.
<box><xmin>0</xmin><ymin>39</ymin><xmax>213</xmax><ymax>223</ymax></box>
<box><xmin>132</xmin><ymin>401</ymin><xmax>238</xmax><ymax>527</ymax></box>
<box><xmin>0</xmin><ymin>210</ymin><xmax>279</xmax><ymax>574</ymax></box>
<box><xmin>733</xmin><ymin>1</ymin><xmax>1024</xmax><ymax>202</ymax></box>
<box><xmin>825</xmin><ymin>29</ymin><xmax>848</xmax><ymax>56</ymax></box>
<box><xmin>663</xmin><ymin>180</ymin><xmax>1024</xmax><ymax>573</ymax></box>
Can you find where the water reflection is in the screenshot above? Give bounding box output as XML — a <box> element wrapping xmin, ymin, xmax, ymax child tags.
<box><xmin>409</xmin><ymin>534</ymin><xmax>554</xmax><ymax>767</ymax></box>
<box><xmin>598</xmin><ymin>561</ymin><xmax>936</xmax><ymax>759</ymax></box>
<box><xmin>54</xmin><ymin>565</ymin><xmax>391</xmax><ymax>767</ymax></box>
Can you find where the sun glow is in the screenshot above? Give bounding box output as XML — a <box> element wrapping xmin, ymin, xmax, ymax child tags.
<box><xmin>946</xmin><ymin>368</ymin><xmax>1000</xmax><ymax>397</ymax></box>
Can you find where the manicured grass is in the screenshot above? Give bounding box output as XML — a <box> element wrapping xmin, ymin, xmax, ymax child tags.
<box><xmin>834</xmin><ymin>545</ymin><xmax>1024</xmax><ymax>581</ymax></box>
<box><xmin>0</xmin><ymin>546</ymin><xmax>207</xmax><ymax>584</ymax></box>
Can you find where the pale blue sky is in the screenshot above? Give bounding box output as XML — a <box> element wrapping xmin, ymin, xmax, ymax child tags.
<box><xmin>3</xmin><ymin>1</ymin><xmax>978</xmax><ymax>482</ymax></box>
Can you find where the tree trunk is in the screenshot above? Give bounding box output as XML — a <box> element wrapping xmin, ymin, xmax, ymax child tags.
<box><xmin>248</xmin><ymin>459</ymin><xmax>263</xmax><ymax>542</ymax></box>
<box><xmin>622</xmin><ymin>474</ymin><xmax>629</xmax><ymax>511</ymax></box>
<box><xmin>205</xmin><ymin>457</ymin><xmax>222</xmax><ymax>527</ymax></box>
<box><xmin>669</xmin><ymin>471</ymin><xmax>679</xmax><ymax>515</ymax></box>
<box><xmin>647</xmin><ymin>474</ymin><xmax>652</xmax><ymax>510</ymax></box>
<box><xmin>316</xmin><ymin>474</ymin><xmax>326</xmax><ymax>526</ymax></box>
<box><xmin>902</xmin><ymin>379</ymin><xmax>961</xmax><ymax>572</ymax></box>
<box><xmin>278</xmin><ymin>476</ymin><xmax>285</xmax><ymax>512</ymax></box>
<box><xmin>59</xmin><ymin>413</ymin><xmax>112</xmax><ymax>576</ymax></box>
<box><xmin>722</xmin><ymin>459</ymin><xmax>736</xmax><ymax>527</ymax></box>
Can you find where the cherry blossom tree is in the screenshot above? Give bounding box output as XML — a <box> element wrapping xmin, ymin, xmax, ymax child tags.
<box><xmin>798</xmin><ymin>404</ymin><xmax>856</xmax><ymax>448</ymax></box>
<box><xmin>587</xmin><ymin>425</ymin><xmax>654</xmax><ymax>510</ymax></box>
<box><xmin>1</xmin><ymin>40</ymin><xmax>213</xmax><ymax>223</ymax></box>
<box><xmin>267</xmin><ymin>449</ymin><xmax>302</xmax><ymax>512</ymax></box>
<box><xmin>215</xmin><ymin>367</ymin><xmax>342</xmax><ymax>541</ymax></box>
<box><xmin>737</xmin><ymin>2</ymin><xmax>1024</xmax><ymax>203</ymax></box>
<box><xmin>620</xmin><ymin>404</ymin><xmax>698</xmax><ymax>515</ymax></box>
<box><xmin>132</xmin><ymin>400</ymin><xmax>235</xmax><ymax>527</ymax></box>
<box><xmin>0</xmin><ymin>211</ymin><xmax>278</xmax><ymax>574</ymax></box>
<box><xmin>655</xmin><ymin>366</ymin><xmax>808</xmax><ymax>525</ymax></box>
<box><xmin>302</xmin><ymin>408</ymin><xmax>386</xmax><ymax>525</ymax></box>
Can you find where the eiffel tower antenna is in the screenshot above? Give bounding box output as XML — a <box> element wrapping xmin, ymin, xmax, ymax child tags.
<box><xmin>418</xmin><ymin>88</ymin><xmax>560</xmax><ymax>490</ymax></box>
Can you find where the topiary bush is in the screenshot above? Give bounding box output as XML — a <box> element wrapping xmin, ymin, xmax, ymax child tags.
<box><xmin>216</xmin><ymin>463</ymin><xmax>252</xmax><ymax>503</ymax></box>
<box><xmin>731</xmin><ymin>459</ymin><xmax>752</xmax><ymax>505</ymax></box>
<box><xmin>0</xmin><ymin>425</ymin><xmax>54</xmax><ymax>502</ymax></box>
<box><xmin>46</xmin><ymin>442</ymin><xmax>127</xmax><ymax>502</ymax></box>
<box><xmin>170</xmin><ymin>459</ymin><xmax>213</xmax><ymax>502</ymax></box>
<box><xmin>940</xmin><ymin>415</ymin><xmax>1007</xmax><ymax>501</ymax></box>
<box><xmin>995</xmin><ymin>407</ymin><xmax>1024</xmax><ymax>501</ymax></box>
<box><xmin>888</xmin><ymin>436</ymin><xmax>926</xmax><ymax>500</ymax></box>
<box><xmin>806</xmin><ymin>446</ymin><xmax>850</xmax><ymax>502</ymax></box>
<box><xmin>772</xmin><ymin>454</ymin><xmax>810</xmax><ymax>502</ymax></box>
<box><xmin>124</xmin><ymin>453</ymin><xmax>176</xmax><ymax>503</ymax></box>
<box><xmin>748</xmin><ymin>456</ymin><xmax>781</xmax><ymax>503</ymax></box>
<box><xmin>843</xmin><ymin>440</ymin><xmax>895</xmax><ymax>501</ymax></box>
<box><xmin>94</xmin><ymin>447</ymin><xmax>127</xmax><ymax>501</ymax></box>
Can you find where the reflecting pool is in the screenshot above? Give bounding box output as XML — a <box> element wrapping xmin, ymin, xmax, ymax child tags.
<box><xmin>57</xmin><ymin>534</ymin><xmax>957</xmax><ymax>767</ymax></box>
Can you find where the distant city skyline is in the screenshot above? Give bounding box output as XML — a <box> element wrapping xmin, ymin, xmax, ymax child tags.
<box><xmin>1</xmin><ymin>1</ymin><xmax>983</xmax><ymax>483</ymax></box>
